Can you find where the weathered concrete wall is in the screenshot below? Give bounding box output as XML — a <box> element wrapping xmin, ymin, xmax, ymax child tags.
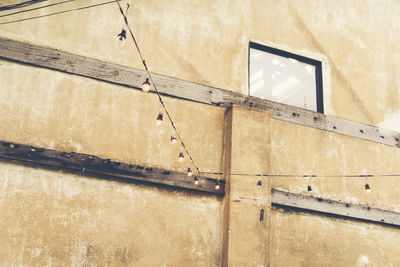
<box><xmin>270</xmin><ymin>209</ymin><xmax>400</xmax><ymax>266</ymax></box>
<box><xmin>0</xmin><ymin>57</ymin><xmax>225</xmax><ymax>266</ymax></box>
<box><xmin>1</xmin><ymin>0</ymin><xmax>400</xmax><ymax>266</ymax></box>
<box><xmin>222</xmin><ymin>106</ymin><xmax>400</xmax><ymax>266</ymax></box>
<box><xmin>0</xmin><ymin>161</ymin><xmax>222</xmax><ymax>266</ymax></box>
<box><xmin>270</xmin><ymin>119</ymin><xmax>400</xmax><ymax>210</ymax></box>
<box><xmin>1</xmin><ymin>0</ymin><xmax>399</xmax><ymax>127</ymax></box>
<box><xmin>223</xmin><ymin>106</ymin><xmax>271</xmax><ymax>266</ymax></box>
<box><xmin>269</xmin><ymin>118</ymin><xmax>400</xmax><ymax>266</ymax></box>
<box><xmin>0</xmin><ymin>59</ymin><xmax>225</xmax><ymax>173</ymax></box>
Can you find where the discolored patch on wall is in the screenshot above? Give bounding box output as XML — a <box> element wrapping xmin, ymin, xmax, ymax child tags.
<box><xmin>378</xmin><ymin>110</ymin><xmax>400</xmax><ymax>132</ymax></box>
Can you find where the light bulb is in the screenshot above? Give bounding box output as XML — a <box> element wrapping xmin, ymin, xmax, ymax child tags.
<box><xmin>187</xmin><ymin>168</ymin><xmax>193</xmax><ymax>177</ymax></box>
<box><xmin>142</xmin><ymin>78</ymin><xmax>150</xmax><ymax>92</ymax></box>
<box><xmin>178</xmin><ymin>152</ymin><xmax>184</xmax><ymax>161</ymax></box>
<box><xmin>194</xmin><ymin>177</ymin><xmax>199</xmax><ymax>185</ymax></box>
<box><xmin>215</xmin><ymin>181</ymin><xmax>220</xmax><ymax>190</ymax></box>
<box><xmin>365</xmin><ymin>183</ymin><xmax>371</xmax><ymax>193</ymax></box>
<box><xmin>170</xmin><ymin>135</ymin><xmax>177</xmax><ymax>144</ymax></box>
<box><xmin>157</xmin><ymin>113</ymin><xmax>163</xmax><ymax>124</ymax></box>
<box><xmin>116</xmin><ymin>29</ymin><xmax>127</xmax><ymax>46</ymax></box>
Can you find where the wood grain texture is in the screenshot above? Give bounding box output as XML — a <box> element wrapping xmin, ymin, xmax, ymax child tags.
<box><xmin>0</xmin><ymin>141</ymin><xmax>225</xmax><ymax>195</ymax></box>
<box><xmin>0</xmin><ymin>37</ymin><xmax>399</xmax><ymax>147</ymax></box>
<box><xmin>221</xmin><ymin>107</ymin><xmax>233</xmax><ymax>267</ymax></box>
<box><xmin>271</xmin><ymin>189</ymin><xmax>400</xmax><ymax>227</ymax></box>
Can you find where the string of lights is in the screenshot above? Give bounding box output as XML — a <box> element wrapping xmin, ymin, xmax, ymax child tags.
<box><xmin>115</xmin><ymin>2</ymin><xmax>400</xmax><ymax>192</ymax></box>
<box><xmin>2</xmin><ymin>1</ymin><xmax>388</xmax><ymax>193</ymax></box>
<box><xmin>0</xmin><ymin>0</ymin><xmax>120</xmax><ymax>25</ymax></box>
<box><xmin>199</xmin><ymin>172</ymin><xmax>400</xmax><ymax>178</ymax></box>
<box><xmin>0</xmin><ymin>0</ymin><xmax>74</xmax><ymax>18</ymax></box>
<box><xmin>200</xmin><ymin>171</ymin><xmax>400</xmax><ymax>193</ymax></box>
<box><xmin>0</xmin><ymin>1</ymin><xmax>392</xmax><ymax>193</ymax></box>
<box><xmin>116</xmin><ymin>2</ymin><xmax>203</xmax><ymax>184</ymax></box>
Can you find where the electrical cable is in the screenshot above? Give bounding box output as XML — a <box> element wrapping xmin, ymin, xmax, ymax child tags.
<box><xmin>0</xmin><ymin>0</ymin><xmax>120</xmax><ymax>25</ymax></box>
<box><xmin>115</xmin><ymin>2</ymin><xmax>400</xmax><ymax>185</ymax></box>
<box><xmin>0</xmin><ymin>1</ymin><xmax>393</xmax><ymax>190</ymax></box>
<box><xmin>0</xmin><ymin>0</ymin><xmax>48</xmax><ymax>12</ymax></box>
<box><xmin>116</xmin><ymin>1</ymin><xmax>201</xmax><ymax>175</ymax></box>
<box><xmin>0</xmin><ymin>0</ymin><xmax>74</xmax><ymax>18</ymax></box>
<box><xmin>199</xmin><ymin>171</ymin><xmax>400</xmax><ymax>178</ymax></box>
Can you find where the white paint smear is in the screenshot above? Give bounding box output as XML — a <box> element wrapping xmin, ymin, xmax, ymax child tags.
<box><xmin>377</xmin><ymin>110</ymin><xmax>400</xmax><ymax>132</ymax></box>
<box><xmin>356</xmin><ymin>255</ymin><xmax>370</xmax><ymax>266</ymax></box>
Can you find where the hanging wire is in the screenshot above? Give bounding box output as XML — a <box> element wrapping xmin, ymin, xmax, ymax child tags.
<box><xmin>0</xmin><ymin>0</ymin><xmax>74</xmax><ymax>18</ymax></box>
<box><xmin>0</xmin><ymin>0</ymin><xmax>121</xmax><ymax>25</ymax></box>
<box><xmin>0</xmin><ymin>0</ymin><xmax>49</xmax><ymax>12</ymax></box>
<box><xmin>1</xmin><ymin>1</ymin><xmax>395</xmax><ymax>187</ymax></box>
<box><xmin>116</xmin><ymin>1</ymin><xmax>201</xmax><ymax>175</ymax></box>
<box><xmin>115</xmin><ymin>3</ymin><xmax>400</xmax><ymax>185</ymax></box>
<box><xmin>200</xmin><ymin>171</ymin><xmax>400</xmax><ymax>178</ymax></box>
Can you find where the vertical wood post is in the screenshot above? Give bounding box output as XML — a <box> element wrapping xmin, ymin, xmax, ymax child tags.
<box><xmin>221</xmin><ymin>106</ymin><xmax>233</xmax><ymax>267</ymax></box>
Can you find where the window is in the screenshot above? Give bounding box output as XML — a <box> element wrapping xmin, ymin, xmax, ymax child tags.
<box><xmin>249</xmin><ymin>42</ymin><xmax>324</xmax><ymax>113</ymax></box>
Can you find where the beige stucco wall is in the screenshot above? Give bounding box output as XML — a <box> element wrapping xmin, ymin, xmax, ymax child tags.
<box><xmin>269</xmin><ymin>118</ymin><xmax>400</xmax><ymax>266</ymax></box>
<box><xmin>1</xmin><ymin>0</ymin><xmax>400</xmax><ymax>266</ymax></box>
<box><xmin>0</xmin><ymin>60</ymin><xmax>225</xmax><ymax>173</ymax></box>
<box><xmin>0</xmin><ymin>161</ymin><xmax>222</xmax><ymax>266</ymax></box>
<box><xmin>270</xmin><ymin>119</ymin><xmax>400</xmax><ymax>210</ymax></box>
<box><xmin>270</xmin><ymin>209</ymin><xmax>400</xmax><ymax>266</ymax></box>
<box><xmin>226</xmin><ymin>106</ymin><xmax>400</xmax><ymax>266</ymax></box>
<box><xmin>0</xmin><ymin>58</ymin><xmax>225</xmax><ymax>266</ymax></box>
<box><xmin>1</xmin><ymin>0</ymin><xmax>399</xmax><ymax>127</ymax></box>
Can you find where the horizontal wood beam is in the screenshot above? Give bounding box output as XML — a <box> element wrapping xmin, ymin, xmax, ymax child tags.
<box><xmin>0</xmin><ymin>37</ymin><xmax>399</xmax><ymax>148</ymax></box>
<box><xmin>0</xmin><ymin>140</ymin><xmax>225</xmax><ymax>195</ymax></box>
<box><xmin>271</xmin><ymin>189</ymin><xmax>400</xmax><ymax>227</ymax></box>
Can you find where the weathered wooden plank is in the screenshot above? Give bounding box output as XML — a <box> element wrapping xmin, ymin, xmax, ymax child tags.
<box><xmin>0</xmin><ymin>37</ymin><xmax>399</xmax><ymax>148</ymax></box>
<box><xmin>271</xmin><ymin>189</ymin><xmax>400</xmax><ymax>227</ymax></box>
<box><xmin>213</xmin><ymin>92</ymin><xmax>400</xmax><ymax>147</ymax></box>
<box><xmin>0</xmin><ymin>140</ymin><xmax>225</xmax><ymax>195</ymax></box>
<box><xmin>0</xmin><ymin>0</ymin><xmax>48</xmax><ymax>12</ymax></box>
<box><xmin>221</xmin><ymin>107</ymin><xmax>233</xmax><ymax>266</ymax></box>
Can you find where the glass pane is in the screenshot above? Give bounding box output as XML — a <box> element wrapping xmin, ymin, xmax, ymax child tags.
<box><xmin>249</xmin><ymin>47</ymin><xmax>317</xmax><ymax>111</ymax></box>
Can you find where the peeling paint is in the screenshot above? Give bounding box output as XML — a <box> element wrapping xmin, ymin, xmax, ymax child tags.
<box><xmin>1</xmin><ymin>0</ymin><xmax>400</xmax><ymax>266</ymax></box>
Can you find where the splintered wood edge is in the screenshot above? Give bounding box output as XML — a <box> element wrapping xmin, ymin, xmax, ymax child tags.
<box><xmin>0</xmin><ymin>141</ymin><xmax>225</xmax><ymax>195</ymax></box>
<box><xmin>0</xmin><ymin>37</ymin><xmax>399</xmax><ymax>148</ymax></box>
<box><xmin>271</xmin><ymin>189</ymin><xmax>400</xmax><ymax>227</ymax></box>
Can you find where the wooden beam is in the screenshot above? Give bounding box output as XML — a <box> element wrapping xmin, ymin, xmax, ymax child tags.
<box><xmin>0</xmin><ymin>140</ymin><xmax>225</xmax><ymax>195</ymax></box>
<box><xmin>271</xmin><ymin>189</ymin><xmax>400</xmax><ymax>227</ymax></box>
<box><xmin>221</xmin><ymin>107</ymin><xmax>233</xmax><ymax>267</ymax></box>
<box><xmin>0</xmin><ymin>0</ymin><xmax>48</xmax><ymax>12</ymax></box>
<box><xmin>0</xmin><ymin>37</ymin><xmax>399</xmax><ymax>148</ymax></box>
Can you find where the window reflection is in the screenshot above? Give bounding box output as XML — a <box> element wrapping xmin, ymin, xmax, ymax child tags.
<box><xmin>249</xmin><ymin>47</ymin><xmax>318</xmax><ymax>111</ymax></box>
